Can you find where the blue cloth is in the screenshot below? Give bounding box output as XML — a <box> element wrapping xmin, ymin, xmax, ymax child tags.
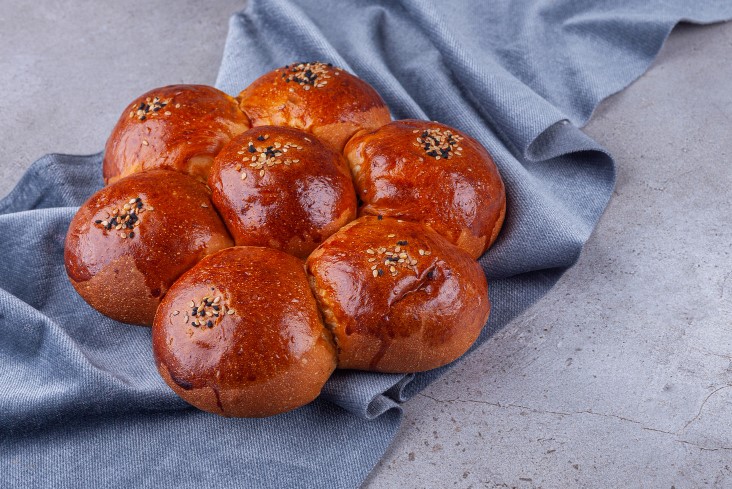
<box><xmin>2</xmin><ymin>1</ymin><xmax>731</xmax><ymax>488</ymax></box>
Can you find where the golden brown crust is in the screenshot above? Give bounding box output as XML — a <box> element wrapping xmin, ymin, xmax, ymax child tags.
<box><xmin>209</xmin><ymin>126</ymin><xmax>357</xmax><ymax>259</ymax></box>
<box><xmin>152</xmin><ymin>246</ymin><xmax>337</xmax><ymax>417</ymax></box>
<box><xmin>103</xmin><ymin>85</ymin><xmax>250</xmax><ymax>184</ymax></box>
<box><xmin>306</xmin><ymin>216</ymin><xmax>490</xmax><ymax>373</ymax></box>
<box><xmin>344</xmin><ymin>120</ymin><xmax>506</xmax><ymax>259</ymax></box>
<box><xmin>64</xmin><ymin>170</ymin><xmax>234</xmax><ymax>325</ymax></box>
<box><xmin>237</xmin><ymin>62</ymin><xmax>391</xmax><ymax>152</ymax></box>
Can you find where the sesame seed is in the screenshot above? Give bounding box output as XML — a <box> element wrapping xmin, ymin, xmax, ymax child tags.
<box><xmin>372</xmin><ymin>269</ymin><xmax>378</xmax><ymax>278</ymax></box>
<box><xmin>172</xmin><ymin>310</ymin><xmax>179</xmax><ymax>316</ymax></box>
<box><xmin>201</xmin><ymin>203</ymin><xmax>208</xmax><ymax>208</ymax></box>
<box><xmin>227</xmin><ymin>310</ymin><xmax>235</xmax><ymax>315</ymax></box>
<box><xmin>142</xmin><ymin>140</ymin><xmax>149</xmax><ymax>146</ymax></box>
<box><xmin>419</xmin><ymin>249</ymin><xmax>425</xmax><ymax>255</ymax></box>
<box><xmin>388</xmin><ymin>234</ymin><xmax>395</xmax><ymax>238</ymax></box>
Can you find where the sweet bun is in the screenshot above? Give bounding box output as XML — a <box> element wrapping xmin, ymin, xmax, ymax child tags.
<box><xmin>152</xmin><ymin>246</ymin><xmax>336</xmax><ymax>417</ymax></box>
<box><xmin>306</xmin><ymin>216</ymin><xmax>490</xmax><ymax>373</ymax></box>
<box><xmin>103</xmin><ymin>85</ymin><xmax>250</xmax><ymax>184</ymax></box>
<box><xmin>344</xmin><ymin>119</ymin><xmax>506</xmax><ymax>259</ymax></box>
<box><xmin>209</xmin><ymin>126</ymin><xmax>357</xmax><ymax>259</ymax></box>
<box><xmin>238</xmin><ymin>62</ymin><xmax>391</xmax><ymax>152</ymax></box>
<box><xmin>64</xmin><ymin>170</ymin><xmax>233</xmax><ymax>325</ymax></box>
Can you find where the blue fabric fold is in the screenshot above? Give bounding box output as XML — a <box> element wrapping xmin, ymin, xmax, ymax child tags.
<box><xmin>3</xmin><ymin>1</ymin><xmax>731</xmax><ymax>487</ymax></box>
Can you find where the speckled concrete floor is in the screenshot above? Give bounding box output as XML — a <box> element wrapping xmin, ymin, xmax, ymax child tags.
<box><xmin>1</xmin><ymin>2</ymin><xmax>730</xmax><ymax>488</ymax></box>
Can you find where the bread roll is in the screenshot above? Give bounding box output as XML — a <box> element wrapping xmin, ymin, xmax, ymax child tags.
<box><xmin>209</xmin><ymin>126</ymin><xmax>357</xmax><ymax>259</ymax></box>
<box><xmin>306</xmin><ymin>216</ymin><xmax>490</xmax><ymax>373</ymax></box>
<box><xmin>103</xmin><ymin>85</ymin><xmax>250</xmax><ymax>184</ymax></box>
<box><xmin>153</xmin><ymin>246</ymin><xmax>336</xmax><ymax>417</ymax></box>
<box><xmin>64</xmin><ymin>170</ymin><xmax>233</xmax><ymax>325</ymax></box>
<box><xmin>238</xmin><ymin>62</ymin><xmax>391</xmax><ymax>152</ymax></box>
<box><xmin>344</xmin><ymin>119</ymin><xmax>506</xmax><ymax>258</ymax></box>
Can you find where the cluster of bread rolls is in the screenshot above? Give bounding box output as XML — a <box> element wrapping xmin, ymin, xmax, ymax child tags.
<box><xmin>64</xmin><ymin>62</ymin><xmax>505</xmax><ymax>417</ymax></box>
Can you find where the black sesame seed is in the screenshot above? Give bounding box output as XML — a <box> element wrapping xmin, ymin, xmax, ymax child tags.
<box><xmin>138</xmin><ymin>103</ymin><xmax>145</xmax><ymax>110</ymax></box>
<box><xmin>377</xmin><ymin>269</ymin><xmax>384</xmax><ymax>277</ymax></box>
<box><xmin>207</xmin><ymin>321</ymin><xmax>213</xmax><ymax>328</ymax></box>
<box><xmin>129</xmin><ymin>232</ymin><xmax>134</xmax><ymax>238</ymax></box>
<box><xmin>397</xmin><ymin>240</ymin><xmax>408</xmax><ymax>246</ymax></box>
<box><xmin>248</xmin><ymin>145</ymin><xmax>256</xmax><ymax>153</ymax></box>
<box><xmin>95</xmin><ymin>220</ymin><xmax>102</xmax><ymax>224</ymax></box>
<box><xmin>257</xmin><ymin>135</ymin><xmax>265</xmax><ymax>141</ymax></box>
<box><xmin>213</xmin><ymin>305</ymin><xmax>220</xmax><ymax>311</ymax></box>
<box><xmin>140</xmin><ymin>115</ymin><xmax>146</xmax><ymax>121</ymax></box>
<box><xmin>426</xmin><ymin>271</ymin><xmax>435</xmax><ymax>279</ymax></box>
<box><xmin>191</xmin><ymin>322</ymin><xmax>198</xmax><ymax>327</ymax></box>
<box><xmin>377</xmin><ymin>215</ymin><xmax>383</xmax><ymax>220</ymax></box>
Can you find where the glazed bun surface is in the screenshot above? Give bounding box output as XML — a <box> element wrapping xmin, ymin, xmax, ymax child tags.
<box><xmin>306</xmin><ymin>216</ymin><xmax>490</xmax><ymax>373</ymax></box>
<box><xmin>238</xmin><ymin>62</ymin><xmax>391</xmax><ymax>152</ymax></box>
<box><xmin>209</xmin><ymin>126</ymin><xmax>357</xmax><ymax>259</ymax></box>
<box><xmin>345</xmin><ymin>119</ymin><xmax>506</xmax><ymax>259</ymax></box>
<box><xmin>153</xmin><ymin>246</ymin><xmax>336</xmax><ymax>417</ymax></box>
<box><xmin>103</xmin><ymin>85</ymin><xmax>250</xmax><ymax>184</ymax></box>
<box><xmin>64</xmin><ymin>170</ymin><xmax>233</xmax><ymax>325</ymax></box>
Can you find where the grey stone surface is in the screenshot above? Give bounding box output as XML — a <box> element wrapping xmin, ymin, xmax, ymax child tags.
<box><xmin>1</xmin><ymin>2</ymin><xmax>731</xmax><ymax>487</ymax></box>
<box><xmin>364</xmin><ymin>21</ymin><xmax>732</xmax><ymax>489</ymax></box>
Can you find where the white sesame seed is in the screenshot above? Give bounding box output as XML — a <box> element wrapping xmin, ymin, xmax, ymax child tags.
<box><xmin>172</xmin><ymin>310</ymin><xmax>179</xmax><ymax>316</ymax></box>
<box><xmin>201</xmin><ymin>203</ymin><xmax>208</xmax><ymax>208</ymax></box>
<box><xmin>372</xmin><ymin>270</ymin><xmax>378</xmax><ymax>278</ymax></box>
<box><xmin>142</xmin><ymin>140</ymin><xmax>149</xmax><ymax>146</ymax></box>
<box><xmin>388</xmin><ymin>234</ymin><xmax>395</xmax><ymax>238</ymax></box>
<box><xmin>227</xmin><ymin>310</ymin><xmax>235</xmax><ymax>315</ymax></box>
<box><xmin>213</xmin><ymin>297</ymin><xmax>221</xmax><ymax>304</ymax></box>
<box><xmin>419</xmin><ymin>249</ymin><xmax>425</xmax><ymax>255</ymax></box>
